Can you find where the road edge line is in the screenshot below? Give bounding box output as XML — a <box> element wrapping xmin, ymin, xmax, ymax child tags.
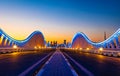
<box><xmin>64</xmin><ymin>52</ymin><xmax>94</xmax><ymax>76</ymax></box>
<box><xmin>18</xmin><ymin>52</ymin><xmax>53</xmax><ymax>76</ymax></box>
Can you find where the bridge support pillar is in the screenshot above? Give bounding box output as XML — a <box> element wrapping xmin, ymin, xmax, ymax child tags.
<box><xmin>115</xmin><ymin>37</ymin><xmax>119</xmax><ymax>48</ymax></box>
<box><xmin>2</xmin><ymin>37</ymin><xmax>6</xmax><ymax>47</ymax></box>
<box><xmin>111</xmin><ymin>40</ymin><xmax>115</xmax><ymax>49</ymax></box>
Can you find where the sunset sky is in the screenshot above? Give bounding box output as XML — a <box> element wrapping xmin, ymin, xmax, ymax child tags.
<box><xmin>0</xmin><ymin>0</ymin><xmax>120</xmax><ymax>43</ymax></box>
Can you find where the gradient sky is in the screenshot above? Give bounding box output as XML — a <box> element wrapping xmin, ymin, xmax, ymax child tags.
<box><xmin>0</xmin><ymin>0</ymin><xmax>120</xmax><ymax>43</ymax></box>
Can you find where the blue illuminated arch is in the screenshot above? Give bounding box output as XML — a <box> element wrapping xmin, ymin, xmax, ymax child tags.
<box><xmin>0</xmin><ymin>29</ymin><xmax>46</xmax><ymax>47</ymax></box>
<box><xmin>71</xmin><ymin>28</ymin><xmax>120</xmax><ymax>48</ymax></box>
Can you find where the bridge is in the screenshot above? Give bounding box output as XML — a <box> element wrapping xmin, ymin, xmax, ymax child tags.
<box><xmin>0</xmin><ymin>28</ymin><xmax>120</xmax><ymax>76</ymax></box>
<box><xmin>71</xmin><ymin>28</ymin><xmax>120</xmax><ymax>57</ymax></box>
<box><xmin>0</xmin><ymin>29</ymin><xmax>45</xmax><ymax>49</ymax></box>
<box><xmin>71</xmin><ymin>28</ymin><xmax>120</xmax><ymax>49</ymax></box>
<box><xmin>1</xmin><ymin>28</ymin><xmax>120</xmax><ymax>50</ymax></box>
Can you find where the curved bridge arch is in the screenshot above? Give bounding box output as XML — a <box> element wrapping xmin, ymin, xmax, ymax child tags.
<box><xmin>0</xmin><ymin>29</ymin><xmax>46</xmax><ymax>48</ymax></box>
<box><xmin>71</xmin><ymin>28</ymin><xmax>120</xmax><ymax>49</ymax></box>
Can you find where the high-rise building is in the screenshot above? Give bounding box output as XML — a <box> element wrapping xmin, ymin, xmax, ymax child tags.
<box><xmin>104</xmin><ymin>32</ymin><xmax>106</xmax><ymax>40</ymax></box>
<box><xmin>47</xmin><ymin>41</ymin><xmax>50</xmax><ymax>47</ymax></box>
<box><xmin>50</xmin><ymin>41</ymin><xmax>53</xmax><ymax>47</ymax></box>
<box><xmin>64</xmin><ymin>40</ymin><xmax>66</xmax><ymax>45</ymax></box>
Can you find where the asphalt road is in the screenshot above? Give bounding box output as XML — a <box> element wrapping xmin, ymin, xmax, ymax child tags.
<box><xmin>0</xmin><ymin>50</ymin><xmax>54</xmax><ymax>76</ymax></box>
<box><xmin>62</xmin><ymin>49</ymin><xmax>120</xmax><ymax>76</ymax></box>
<box><xmin>1</xmin><ymin>49</ymin><xmax>120</xmax><ymax>76</ymax></box>
<box><xmin>37</xmin><ymin>50</ymin><xmax>77</xmax><ymax>76</ymax></box>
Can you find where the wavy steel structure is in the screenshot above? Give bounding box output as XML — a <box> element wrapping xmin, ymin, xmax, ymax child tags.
<box><xmin>0</xmin><ymin>29</ymin><xmax>45</xmax><ymax>48</ymax></box>
<box><xmin>71</xmin><ymin>28</ymin><xmax>120</xmax><ymax>49</ymax></box>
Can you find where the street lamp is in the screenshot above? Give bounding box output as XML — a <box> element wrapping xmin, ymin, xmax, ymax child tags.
<box><xmin>86</xmin><ymin>48</ymin><xmax>90</xmax><ymax>50</ymax></box>
<box><xmin>39</xmin><ymin>46</ymin><xmax>41</xmax><ymax>49</ymax></box>
<box><xmin>34</xmin><ymin>46</ymin><xmax>37</xmax><ymax>49</ymax></box>
<box><xmin>99</xmin><ymin>47</ymin><xmax>103</xmax><ymax>51</ymax></box>
<box><xmin>80</xmin><ymin>48</ymin><xmax>82</xmax><ymax>50</ymax></box>
<box><xmin>13</xmin><ymin>45</ymin><xmax>18</xmax><ymax>49</ymax></box>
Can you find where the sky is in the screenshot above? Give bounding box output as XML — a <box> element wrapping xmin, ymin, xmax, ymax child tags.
<box><xmin>0</xmin><ymin>0</ymin><xmax>120</xmax><ymax>43</ymax></box>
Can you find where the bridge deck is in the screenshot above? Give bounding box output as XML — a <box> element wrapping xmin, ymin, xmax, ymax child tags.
<box><xmin>36</xmin><ymin>50</ymin><xmax>77</xmax><ymax>76</ymax></box>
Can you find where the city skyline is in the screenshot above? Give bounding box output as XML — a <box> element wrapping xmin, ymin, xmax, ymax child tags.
<box><xmin>0</xmin><ymin>0</ymin><xmax>120</xmax><ymax>43</ymax></box>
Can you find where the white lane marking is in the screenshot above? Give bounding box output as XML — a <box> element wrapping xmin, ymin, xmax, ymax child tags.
<box><xmin>36</xmin><ymin>69</ymin><xmax>44</xmax><ymax>76</ymax></box>
<box><xmin>45</xmin><ymin>51</ymin><xmax>56</xmax><ymax>65</ymax></box>
<box><xmin>64</xmin><ymin>52</ymin><xmax>94</xmax><ymax>76</ymax></box>
<box><xmin>60</xmin><ymin>51</ymin><xmax>78</xmax><ymax>76</ymax></box>
<box><xmin>36</xmin><ymin>51</ymin><xmax>57</xmax><ymax>76</ymax></box>
<box><xmin>18</xmin><ymin>52</ymin><xmax>52</xmax><ymax>76</ymax></box>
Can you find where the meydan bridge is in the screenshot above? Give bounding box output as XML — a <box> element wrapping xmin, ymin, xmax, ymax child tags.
<box><xmin>0</xmin><ymin>28</ymin><xmax>120</xmax><ymax>49</ymax></box>
<box><xmin>1</xmin><ymin>28</ymin><xmax>120</xmax><ymax>76</ymax></box>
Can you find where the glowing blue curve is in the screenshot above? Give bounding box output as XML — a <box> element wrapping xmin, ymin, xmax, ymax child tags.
<box><xmin>71</xmin><ymin>28</ymin><xmax>120</xmax><ymax>48</ymax></box>
<box><xmin>0</xmin><ymin>29</ymin><xmax>45</xmax><ymax>46</ymax></box>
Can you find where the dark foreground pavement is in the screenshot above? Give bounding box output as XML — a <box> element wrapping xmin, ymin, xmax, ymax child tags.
<box><xmin>62</xmin><ymin>49</ymin><xmax>120</xmax><ymax>76</ymax></box>
<box><xmin>0</xmin><ymin>50</ymin><xmax>54</xmax><ymax>76</ymax></box>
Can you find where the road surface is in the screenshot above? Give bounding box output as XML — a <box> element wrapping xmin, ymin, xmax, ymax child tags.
<box><xmin>62</xmin><ymin>49</ymin><xmax>120</xmax><ymax>76</ymax></box>
<box><xmin>37</xmin><ymin>50</ymin><xmax>78</xmax><ymax>76</ymax></box>
<box><xmin>1</xmin><ymin>49</ymin><xmax>120</xmax><ymax>76</ymax></box>
<box><xmin>0</xmin><ymin>50</ymin><xmax>53</xmax><ymax>76</ymax></box>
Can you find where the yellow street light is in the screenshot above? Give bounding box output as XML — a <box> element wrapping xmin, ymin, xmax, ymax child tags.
<box><xmin>86</xmin><ymin>48</ymin><xmax>89</xmax><ymax>50</ymax></box>
<box><xmin>80</xmin><ymin>48</ymin><xmax>82</xmax><ymax>50</ymax></box>
<box><xmin>39</xmin><ymin>46</ymin><xmax>41</xmax><ymax>49</ymax></box>
<box><xmin>34</xmin><ymin>46</ymin><xmax>37</xmax><ymax>49</ymax></box>
<box><xmin>13</xmin><ymin>45</ymin><xmax>17</xmax><ymax>49</ymax></box>
<box><xmin>99</xmin><ymin>47</ymin><xmax>103</xmax><ymax>51</ymax></box>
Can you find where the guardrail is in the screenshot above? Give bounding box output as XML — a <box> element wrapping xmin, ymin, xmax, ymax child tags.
<box><xmin>0</xmin><ymin>47</ymin><xmax>56</xmax><ymax>54</ymax></box>
<box><xmin>0</xmin><ymin>48</ymin><xmax>23</xmax><ymax>54</ymax></box>
<box><xmin>64</xmin><ymin>48</ymin><xmax>120</xmax><ymax>57</ymax></box>
<box><xmin>88</xmin><ymin>50</ymin><xmax>120</xmax><ymax>57</ymax></box>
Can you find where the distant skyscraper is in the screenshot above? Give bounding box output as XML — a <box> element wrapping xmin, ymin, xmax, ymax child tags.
<box><xmin>56</xmin><ymin>41</ymin><xmax>57</xmax><ymax>44</ymax></box>
<box><xmin>64</xmin><ymin>40</ymin><xmax>66</xmax><ymax>45</ymax></box>
<box><xmin>104</xmin><ymin>32</ymin><xmax>106</xmax><ymax>40</ymax></box>
<box><xmin>55</xmin><ymin>41</ymin><xmax>57</xmax><ymax>46</ymax></box>
<box><xmin>50</xmin><ymin>41</ymin><xmax>53</xmax><ymax>47</ymax></box>
<box><xmin>47</xmin><ymin>41</ymin><xmax>50</xmax><ymax>47</ymax></box>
